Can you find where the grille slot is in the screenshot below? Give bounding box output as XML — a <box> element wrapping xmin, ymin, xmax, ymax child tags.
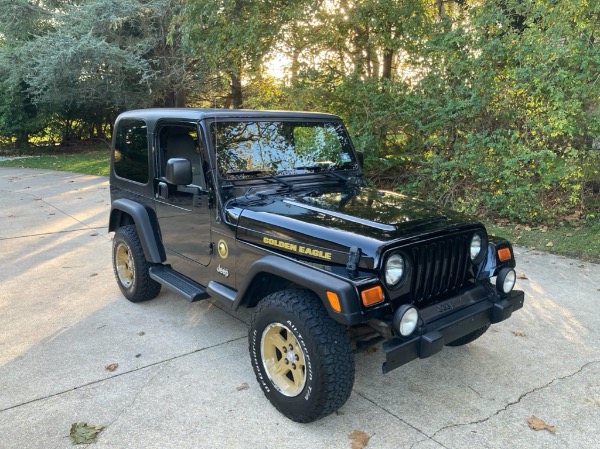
<box><xmin>410</xmin><ymin>235</ymin><xmax>470</xmax><ymax>303</ymax></box>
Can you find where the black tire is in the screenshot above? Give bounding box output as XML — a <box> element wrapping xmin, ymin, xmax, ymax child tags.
<box><xmin>446</xmin><ymin>324</ymin><xmax>490</xmax><ymax>346</ymax></box>
<box><xmin>112</xmin><ymin>225</ymin><xmax>161</xmax><ymax>303</ymax></box>
<box><xmin>249</xmin><ymin>289</ymin><xmax>355</xmax><ymax>423</ymax></box>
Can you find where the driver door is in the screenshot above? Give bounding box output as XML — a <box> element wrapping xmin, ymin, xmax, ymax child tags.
<box><xmin>153</xmin><ymin>123</ymin><xmax>212</xmax><ymax>275</ymax></box>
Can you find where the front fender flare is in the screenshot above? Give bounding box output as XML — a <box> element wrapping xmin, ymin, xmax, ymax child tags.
<box><xmin>234</xmin><ymin>255</ymin><xmax>364</xmax><ymax>325</ymax></box>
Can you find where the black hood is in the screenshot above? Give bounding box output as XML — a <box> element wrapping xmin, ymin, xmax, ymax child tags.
<box><xmin>233</xmin><ymin>186</ymin><xmax>482</xmax><ymax>269</ymax></box>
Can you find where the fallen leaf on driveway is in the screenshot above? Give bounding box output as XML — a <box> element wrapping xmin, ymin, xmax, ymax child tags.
<box><xmin>236</xmin><ymin>382</ymin><xmax>249</xmax><ymax>391</ymax></box>
<box><xmin>89</xmin><ymin>232</ymin><xmax>99</xmax><ymax>236</ymax></box>
<box><xmin>517</xmin><ymin>273</ymin><xmax>528</xmax><ymax>280</ymax></box>
<box><xmin>513</xmin><ymin>331</ymin><xmax>526</xmax><ymax>337</ymax></box>
<box><xmin>105</xmin><ymin>363</ymin><xmax>118</xmax><ymax>372</ymax></box>
<box><xmin>90</xmin><ymin>273</ymin><xmax>98</xmax><ymax>277</ymax></box>
<box><xmin>348</xmin><ymin>430</ymin><xmax>370</xmax><ymax>449</ymax></box>
<box><xmin>528</xmin><ymin>416</ymin><xmax>556</xmax><ymax>433</ymax></box>
<box><xmin>70</xmin><ymin>422</ymin><xmax>104</xmax><ymax>444</ymax></box>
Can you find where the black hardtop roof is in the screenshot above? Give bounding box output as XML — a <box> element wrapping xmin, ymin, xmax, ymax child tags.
<box><xmin>116</xmin><ymin>108</ymin><xmax>342</xmax><ymax>124</ymax></box>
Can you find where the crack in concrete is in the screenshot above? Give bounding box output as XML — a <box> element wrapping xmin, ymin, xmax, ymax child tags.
<box><xmin>352</xmin><ymin>389</ymin><xmax>451</xmax><ymax>449</ymax></box>
<box><xmin>105</xmin><ymin>361</ymin><xmax>169</xmax><ymax>430</ymax></box>
<box><xmin>408</xmin><ymin>437</ymin><xmax>435</xmax><ymax>449</ymax></box>
<box><xmin>0</xmin><ymin>227</ymin><xmax>108</xmax><ymax>241</ymax></box>
<box><xmin>429</xmin><ymin>359</ymin><xmax>600</xmax><ymax>440</ymax></box>
<box><xmin>0</xmin><ymin>335</ymin><xmax>246</xmax><ymax>414</ymax></box>
<box><xmin>353</xmin><ymin>360</ymin><xmax>600</xmax><ymax>448</ymax></box>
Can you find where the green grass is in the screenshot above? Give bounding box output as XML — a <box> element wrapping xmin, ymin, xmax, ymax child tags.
<box><xmin>486</xmin><ymin>220</ymin><xmax>600</xmax><ymax>264</ymax></box>
<box><xmin>0</xmin><ymin>152</ymin><xmax>110</xmax><ymax>176</ymax></box>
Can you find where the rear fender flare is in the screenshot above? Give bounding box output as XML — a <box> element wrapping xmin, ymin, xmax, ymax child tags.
<box><xmin>109</xmin><ymin>198</ymin><xmax>165</xmax><ymax>263</ymax></box>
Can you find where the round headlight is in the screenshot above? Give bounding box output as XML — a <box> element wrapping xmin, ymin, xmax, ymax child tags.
<box><xmin>385</xmin><ymin>253</ymin><xmax>405</xmax><ymax>287</ymax></box>
<box><xmin>392</xmin><ymin>305</ymin><xmax>419</xmax><ymax>337</ymax></box>
<box><xmin>470</xmin><ymin>233</ymin><xmax>482</xmax><ymax>261</ymax></box>
<box><xmin>496</xmin><ymin>268</ymin><xmax>516</xmax><ymax>294</ymax></box>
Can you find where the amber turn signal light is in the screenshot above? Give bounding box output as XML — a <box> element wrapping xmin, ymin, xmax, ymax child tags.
<box><xmin>326</xmin><ymin>291</ymin><xmax>342</xmax><ymax>312</ymax></box>
<box><xmin>361</xmin><ymin>286</ymin><xmax>384</xmax><ymax>307</ymax></box>
<box><xmin>497</xmin><ymin>247</ymin><xmax>512</xmax><ymax>262</ymax></box>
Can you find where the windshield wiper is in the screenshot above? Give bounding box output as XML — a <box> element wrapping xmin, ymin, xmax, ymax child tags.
<box><xmin>294</xmin><ymin>165</ymin><xmax>347</xmax><ymax>182</ymax></box>
<box><xmin>226</xmin><ymin>170</ymin><xmax>263</xmax><ymax>177</ymax></box>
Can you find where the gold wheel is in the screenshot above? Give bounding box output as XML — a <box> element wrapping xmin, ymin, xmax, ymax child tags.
<box><xmin>115</xmin><ymin>242</ymin><xmax>135</xmax><ymax>288</ymax></box>
<box><xmin>260</xmin><ymin>322</ymin><xmax>307</xmax><ymax>397</ymax></box>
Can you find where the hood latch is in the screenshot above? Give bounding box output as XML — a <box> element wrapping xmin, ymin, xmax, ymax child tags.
<box><xmin>346</xmin><ymin>246</ymin><xmax>362</xmax><ymax>278</ymax></box>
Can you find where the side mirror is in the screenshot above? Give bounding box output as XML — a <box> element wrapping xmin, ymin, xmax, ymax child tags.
<box><xmin>355</xmin><ymin>151</ymin><xmax>364</xmax><ymax>169</ymax></box>
<box><xmin>166</xmin><ymin>158</ymin><xmax>192</xmax><ymax>185</ymax></box>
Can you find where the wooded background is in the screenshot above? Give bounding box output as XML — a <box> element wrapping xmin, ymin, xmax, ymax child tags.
<box><xmin>1</xmin><ymin>0</ymin><xmax>598</xmax><ymax>223</ymax></box>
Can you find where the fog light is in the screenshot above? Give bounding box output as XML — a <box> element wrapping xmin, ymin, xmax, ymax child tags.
<box><xmin>496</xmin><ymin>268</ymin><xmax>516</xmax><ymax>294</ymax></box>
<box><xmin>392</xmin><ymin>305</ymin><xmax>419</xmax><ymax>337</ymax></box>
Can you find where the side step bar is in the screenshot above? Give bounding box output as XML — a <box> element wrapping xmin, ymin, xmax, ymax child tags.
<box><xmin>149</xmin><ymin>265</ymin><xmax>209</xmax><ymax>302</ymax></box>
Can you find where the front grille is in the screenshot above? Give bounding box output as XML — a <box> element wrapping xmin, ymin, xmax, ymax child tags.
<box><xmin>410</xmin><ymin>234</ymin><xmax>471</xmax><ymax>303</ymax></box>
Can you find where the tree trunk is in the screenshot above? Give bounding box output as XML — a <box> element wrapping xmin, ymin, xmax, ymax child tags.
<box><xmin>15</xmin><ymin>132</ymin><xmax>28</xmax><ymax>148</ymax></box>
<box><xmin>290</xmin><ymin>48</ymin><xmax>301</xmax><ymax>84</ymax></box>
<box><xmin>94</xmin><ymin>122</ymin><xmax>106</xmax><ymax>139</ymax></box>
<box><xmin>382</xmin><ymin>48</ymin><xmax>394</xmax><ymax>80</ymax></box>
<box><xmin>437</xmin><ymin>0</ymin><xmax>445</xmax><ymax>20</ymax></box>
<box><xmin>229</xmin><ymin>72</ymin><xmax>243</xmax><ymax>109</ymax></box>
<box><xmin>174</xmin><ymin>86</ymin><xmax>186</xmax><ymax>108</ymax></box>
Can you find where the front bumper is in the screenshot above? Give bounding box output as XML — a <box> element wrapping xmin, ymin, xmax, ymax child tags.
<box><xmin>382</xmin><ymin>287</ymin><xmax>525</xmax><ymax>373</ymax></box>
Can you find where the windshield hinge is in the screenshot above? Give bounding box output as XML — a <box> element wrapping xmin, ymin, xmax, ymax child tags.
<box><xmin>346</xmin><ymin>246</ymin><xmax>362</xmax><ymax>278</ymax></box>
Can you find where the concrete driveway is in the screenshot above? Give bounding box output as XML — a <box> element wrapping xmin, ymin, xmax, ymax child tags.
<box><xmin>1</xmin><ymin>167</ymin><xmax>599</xmax><ymax>449</ymax></box>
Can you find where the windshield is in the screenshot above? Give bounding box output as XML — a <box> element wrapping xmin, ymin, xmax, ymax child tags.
<box><xmin>211</xmin><ymin>121</ymin><xmax>358</xmax><ymax>179</ymax></box>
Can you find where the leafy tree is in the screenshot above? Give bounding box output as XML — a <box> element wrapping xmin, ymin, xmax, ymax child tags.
<box><xmin>398</xmin><ymin>0</ymin><xmax>600</xmax><ymax>222</ymax></box>
<box><xmin>179</xmin><ymin>0</ymin><xmax>308</xmax><ymax>108</ymax></box>
<box><xmin>0</xmin><ymin>0</ymin><xmax>56</xmax><ymax>145</ymax></box>
<box><xmin>0</xmin><ymin>0</ymin><xmax>597</xmax><ymax>225</ymax></box>
<box><xmin>1</xmin><ymin>0</ymin><xmax>193</xmax><ymax>144</ymax></box>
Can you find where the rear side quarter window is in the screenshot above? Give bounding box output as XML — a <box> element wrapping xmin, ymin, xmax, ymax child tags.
<box><xmin>113</xmin><ymin>119</ymin><xmax>149</xmax><ymax>184</ymax></box>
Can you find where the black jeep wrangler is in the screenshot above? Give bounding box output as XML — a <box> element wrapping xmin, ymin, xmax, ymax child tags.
<box><xmin>109</xmin><ymin>108</ymin><xmax>524</xmax><ymax>422</ymax></box>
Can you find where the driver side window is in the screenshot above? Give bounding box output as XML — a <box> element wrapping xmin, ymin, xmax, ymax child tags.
<box><xmin>158</xmin><ymin>125</ymin><xmax>206</xmax><ymax>187</ymax></box>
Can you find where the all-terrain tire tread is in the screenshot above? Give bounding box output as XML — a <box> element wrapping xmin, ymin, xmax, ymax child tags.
<box><xmin>249</xmin><ymin>289</ymin><xmax>355</xmax><ymax>422</ymax></box>
<box><xmin>112</xmin><ymin>225</ymin><xmax>161</xmax><ymax>302</ymax></box>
